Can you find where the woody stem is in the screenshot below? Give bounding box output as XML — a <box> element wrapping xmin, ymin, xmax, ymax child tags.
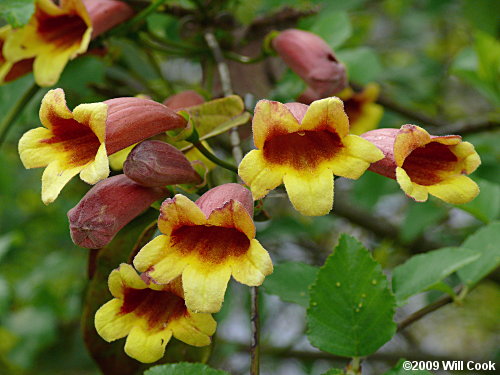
<box><xmin>0</xmin><ymin>82</ymin><xmax>41</xmax><ymax>147</ymax></box>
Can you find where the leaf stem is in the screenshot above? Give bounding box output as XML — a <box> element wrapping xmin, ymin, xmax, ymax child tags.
<box><xmin>0</xmin><ymin>82</ymin><xmax>40</xmax><ymax>147</ymax></box>
<box><xmin>192</xmin><ymin>141</ymin><xmax>238</xmax><ymax>174</ymax></box>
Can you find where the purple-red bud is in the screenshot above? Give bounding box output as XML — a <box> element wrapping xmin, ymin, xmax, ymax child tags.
<box><xmin>195</xmin><ymin>183</ymin><xmax>254</xmax><ymax>218</ymax></box>
<box><xmin>83</xmin><ymin>0</ymin><xmax>134</xmax><ymax>38</ymax></box>
<box><xmin>361</xmin><ymin>128</ymin><xmax>400</xmax><ymax>179</ymax></box>
<box><xmin>123</xmin><ymin>140</ymin><xmax>201</xmax><ymax>187</ymax></box>
<box><xmin>68</xmin><ymin>175</ymin><xmax>167</xmax><ymax>249</ymax></box>
<box><xmin>163</xmin><ymin>90</ymin><xmax>205</xmax><ymax>110</ymax></box>
<box><xmin>104</xmin><ymin>98</ymin><xmax>187</xmax><ymax>155</ymax></box>
<box><xmin>272</xmin><ymin>29</ymin><xmax>347</xmax><ymax>96</ymax></box>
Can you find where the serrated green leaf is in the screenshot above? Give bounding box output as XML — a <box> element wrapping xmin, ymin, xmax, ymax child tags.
<box><xmin>392</xmin><ymin>247</ymin><xmax>480</xmax><ymax>304</ymax></box>
<box><xmin>457</xmin><ymin>222</ymin><xmax>500</xmax><ymax>286</ymax></box>
<box><xmin>337</xmin><ymin>47</ymin><xmax>382</xmax><ymax>84</ymax></box>
<box><xmin>456</xmin><ymin>178</ymin><xmax>500</xmax><ymax>223</ymax></box>
<box><xmin>0</xmin><ymin>0</ymin><xmax>35</xmax><ymax>27</ymax></box>
<box><xmin>383</xmin><ymin>359</ymin><xmax>434</xmax><ymax>375</ymax></box>
<box><xmin>307</xmin><ymin>235</ymin><xmax>396</xmax><ymax>357</ymax></box>
<box><xmin>144</xmin><ymin>362</ymin><xmax>229</xmax><ymax>375</ymax></box>
<box><xmin>263</xmin><ymin>262</ymin><xmax>318</xmax><ymax>307</ymax></box>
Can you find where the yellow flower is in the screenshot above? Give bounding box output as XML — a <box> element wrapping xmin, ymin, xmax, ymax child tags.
<box><xmin>19</xmin><ymin>88</ymin><xmax>108</xmax><ymax>204</ymax></box>
<box><xmin>3</xmin><ymin>0</ymin><xmax>93</xmax><ymax>87</ymax></box>
<box><xmin>362</xmin><ymin>125</ymin><xmax>481</xmax><ymax>204</ymax></box>
<box><xmin>238</xmin><ymin>98</ymin><xmax>384</xmax><ymax>216</ymax></box>
<box><xmin>338</xmin><ymin>83</ymin><xmax>384</xmax><ymax>135</ymax></box>
<box><xmin>0</xmin><ymin>25</ymin><xmax>34</xmax><ymax>84</ymax></box>
<box><xmin>134</xmin><ymin>184</ymin><xmax>273</xmax><ymax>313</ymax></box>
<box><xmin>95</xmin><ymin>264</ymin><xmax>216</xmax><ymax>363</ymax></box>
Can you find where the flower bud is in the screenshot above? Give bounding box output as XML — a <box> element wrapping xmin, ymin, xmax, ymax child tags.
<box><xmin>272</xmin><ymin>29</ymin><xmax>347</xmax><ymax>96</ymax></box>
<box><xmin>195</xmin><ymin>183</ymin><xmax>254</xmax><ymax>218</ymax></box>
<box><xmin>68</xmin><ymin>175</ymin><xmax>167</xmax><ymax>249</ymax></box>
<box><xmin>362</xmin><ymin>125</ymin><xmax>481</xmax><ymax>204</ymax></box>
<box><xmin>163</xmin><ymin>90</ymin><xmax>205</xmax><ymax>110</ymax></box>
<box><xmin>104</xmin><ymin>97</ymin><xmax>187</xmax><ymax>155</ymax></box>
<box><xmin>83</xmin><ymin>0</ymin><xmax>134</xmax><ymax>38</ymax></box>
<box><xmin>123</xmin><ymin>140</ymin><xmax>201</xmax><ymax>187</ymax></box>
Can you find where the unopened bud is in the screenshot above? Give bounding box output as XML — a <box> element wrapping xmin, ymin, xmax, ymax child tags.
<box><xmin>68</xmin><ymin>175</ymin><xmax>167</xmax><ymax>249</ymax></box>
<box><xmin>123</xmin><ymin>140</ymin><xmax>201</xmax><ymax>187</ymax></box>
<box><xmin>83</xmin><ymin>0</ymin><xmax>134</xmax><ymax>38</ymax></box>
<box><xmin>104</xmin><ymin>98</ymin><xmax>187</xmax><ymax>155</ymax></box>
<box><xmin>195</xmin><ymin>183</ymin><xmax>253</xmax><ymax>218</ymax></box>
<box><xmin>272</xmin><ymin>29</ymin><xmax>347</xmax><ymax>96</ymax></box>
<box><xmin>163</xmin><ymin>90</ymin><xmax>205</xmax><ymax>110</ymax></box>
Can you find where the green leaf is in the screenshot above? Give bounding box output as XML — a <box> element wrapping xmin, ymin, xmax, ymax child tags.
<box><xmin>383</xmin><ymin>359</ymin><xmax>434</xmax><ymax>375</ymax></box>
<box><xmin>457</xmin><ymin>221</ymin><xmax>500</xmax><ymax>286</ymax></box>
<box><xmin>145</xmin><ymin>363</ymin><xmax>229</xmax><ymax>375</ymax></box>
<box><xmin>456</xmin><ymin>178</ymin><xmax>500</xmax><ymax>223</ymax></box>
<box><xmin>263</xmin><ymin>262</ymin><xmax>318</xmax><ymax>307</ymax></box>
<box><xmin>307</xmin><ymin>235</ymin><xmax>396</xmax><ymax>357</ymax></box>
<box><xmin>303</xmin><ymin>11</ymin><xmax>352</xmax><ymax>49</ymax></box>
<box><xmin>400</xmin><ymin>200</ymin><xmax>448</xmax><ymax>243</ymax></box>
<box><xmin>321</xmin><ymin>369</ymin><xmax>344</xmax><ymax>375</ymax></box>
<box><xmin>392</xmin><ymin>247</ymin><xmax>480</xmax><ymax>304</ymax></box>
<box><xmin>337</xmin><ymin>47</ymin><xmax>382</xmax><ymax>85</ymax></box>
<box><xmin>0</xmin><ymin>0</ymin><xmax>35</xmax><ymax>27</ymax></box>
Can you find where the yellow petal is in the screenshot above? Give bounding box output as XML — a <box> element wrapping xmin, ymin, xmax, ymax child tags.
<box><xmin>300</xmin><ymin>97</ymin><xmax>349</xmax><ymax>138</ymax></box>
<box><xmin>144</xmin><ymin>248</ymin><xmax>189</xmax><ymax>285</ymax></box>
<box><xmin>452</xmin><ymin>141</ymin><xmax>481</xmax><ymax>174</ymax></box>
<box><xmin>206</xmin><ymin>200</ymin><xmax>256</xmax><ymax>239</ymax></box>
<box><xmin>158</xmin><ymin>195</ymin><xmax>206</xmax><ymax>235</ymax></box>
<box><xmin>124</xmin><ymin>325</ymin><xmax>172</xmax><ymax>363</ymax></box>
<box><xmin>18</xmin><ymin>127</ymin><xmax>59</xmax><ymax>168</ymax></box>
<box><xmin>109</xmin><ymin>144</ymin><xmax>135</xmax><ymax>171</ymax></box>
<box><xmin>79</xmin><ymin>143</ymin><xmax>109</xmax><ymax>184</ymax></box>
<box><xmin>394</xmin><ymin>125</ymin><xmax>430</xmax><ymax>166</ymax></box>
<box><xmin>73</xmin><ymin>102</ymin><xmax>108</xmax><ymax>142</ymax></box>
<box><xmin>252</xmin><ymin>100</ymin><xmax>300</xmax><ymax>149</ymax></box>
<box><xmin>170</xmin><ymin>315</ymin><xmax>214</xmax><ymax>346</ymax></box>
<box><xmin>349</xmin><ymin>102</ymin><xmax>383</xmax><ymax>135</ymax></box>
<box><xmin>231</xmin><ymin>239</ymin><xmax>273</xmax><ymax>286</ymax></box>
<box><xmin>328</xmin><ymin>135</ymin><xmax>384</xmax><ymax>179</ymax></box>
<box><xmin>238</xmin><ymin>149</ymin><xmax>284</xmax><ymax>200</ymax></box>
<box><xmin>94</xmin><ymin>299</ymin><xmax>136</xmax><ymax>342</ymax></box>
<box><xmin>33</xmin><ymin>48</ymin><xmax>75</xmax><ymax>87</ymax></box>
<box><xmin>133</xmin><ymin>235</ymin><xmax>169</xmax><ymax>272</ymax></box>
<box><xmin>187</xmin><ymin>312</ymin><xmax>217</xmax><ymax>336</ymax></box>
<box><xmin>282</xmin><ymin>168</ymin><xmax>334</xmax><ymax>216</ymax></box>
<box><xmin>427</xmin><ymin>175</ymin><xmax>480</xmax><ymax>204</ymax></box>
<box><xmin>182</xmin><ymin>265</ymin><xmax>231</xmax><ymax>313</ymax></box>
<box><xmin>396</xmin><ymin>167</ymin><xmax>429</xmax><ymax>202</ymax></box>
<box><xmin>3</xmin><ymin>25</ymin><xmax>42</xmax><ymax>62</ymax></box>
<box><xmin>41</xmin><ymin>160</ymin><xmax>83</xmax><ymax>204</ymax></box>
<box><xmin>39</xmin><ymin>89</ymin><xmax>74</xmax><ymax>128</ymax></box>
<box><xmin>108</xmin><ymin>264</ymin><xmax>146</xmax><ymax>299</ymax></box>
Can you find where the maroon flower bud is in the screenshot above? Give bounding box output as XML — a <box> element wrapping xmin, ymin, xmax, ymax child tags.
<box><xmin>104</xmin><ymin>98</ymin><xmax>187</xmax><ymax>155</ymax></box>
<box><xmin>272</xmin><ymin>29</ymin><xmax>347</xmax><ymax>96</ymax></box>
<box><xmin>123</xmin><ymin>140</ymin><xmax>201</xmax><ymax>187</ymax></box>
<box><xmin>68</xmin><ymin>175</ymin><xmax>167</xmax><ymax>249</ymax></box>
<box><xmin>163</xmin><ymin>90</ymin><xmax>205</xmax><ymax>110</ymax></box>
<box><xmin>83</xmin><ymin>0</ymin><xmax>134</xmax><ymax>38</ymax></box>
<box><xmin>195</xmin><ymin>183</ymin><xmax>254</xmax><ymax>218</ymax></box>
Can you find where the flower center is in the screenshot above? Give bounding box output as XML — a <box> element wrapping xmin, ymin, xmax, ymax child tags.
<box><xmin>343</xmin><ymin>97</ymin><xmax>363</xmax><ymax>124</ymax></box>
<box><xmin>120</xmin><ymin>288</ymin><xmax>187</xmax><ymax>329</ymax></box>
<box><xmin>263</xmin><ymin>130</ymin><xmax>342</xmax><ymax>170</ymax></box>
<box><xmin>170</xmin><ymin>225</ymin><xmax>250</xmax><ymax>264</ymax></box>
<box><xmin>36</xmin><ymin>10</ymin><xmax>88</xmax><ymax>49</ymax></box>
<box><xmin>402</xmin><ymin>142</ymin><xmax>458</xmax><ymax>186</ymax></box>
<box><xmin>41</xmin><ymin>113</ymin><xmax>101</xmax><ymax>166</ymax></box>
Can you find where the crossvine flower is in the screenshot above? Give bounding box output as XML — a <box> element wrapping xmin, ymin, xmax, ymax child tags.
<box><xmin>95</xmin><ymin>264</ymin><xmax>216</xmax><ymax>363</ymax></box>
<box><xmin>133</xmin><ymin>184</ymin><xmax>273</xmax><ymax>313</ymax></box>
<box><xmin>238</xmin><ymin>98</ymin><xmax>384</xmax><ymax>216</ymax></box>
<box><xmin>362</xmin><ymin>125</ymin><xmax>481</xmax><ymax>203</ymax></box>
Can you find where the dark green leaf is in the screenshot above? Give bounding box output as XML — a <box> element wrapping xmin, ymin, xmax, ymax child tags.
<box><xmin>144</xmin><ymin>362</ymin><xmax>229</xmax><ymax>375</ymax></box>
<box><xmin>457</xmin><ymin>222</ymin><xmax>500</xmax><ymax>286</ymax></box>
<box><xmin>307</xmin><ymin>11</ymin><xmax>352</xmax><ymax>49</ymax></box>
<box><xmin>0</xmin><ymin>0</ymin><xmax>35</xmax><ymax>27</ymax></box>
<box><xmin>307</xmin><ymin>235</ymin><xmax>396</xmax><ymax>357</ymax></box>
<box><xmin>392</xmin><ymin>247</ymin><xmax>480</xmax><ymax>304</ymax></box>
<box><xmin>337</xmin><ymin>47</ymin><xmax>382</xmax><ymax>85</ymax></box>
<box><xmin>263</xmin><ymin>262</ymin><xmax>318</xmax><ymax>307</ymax></box>
<box><xmin>321</xmin><ymin>369</ymin><xmax>344</xmax><ymax>375</ymax></box>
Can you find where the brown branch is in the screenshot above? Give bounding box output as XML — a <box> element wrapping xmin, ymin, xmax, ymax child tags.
<box><xmin>397</xmin><ymin>293</ymin><xmax>455</xmax><ymax>332</ymax></box>
<box><xmin>433</xmin><ymin>120</ymin><xmax>499</xmax><ymax>135</ymax></box>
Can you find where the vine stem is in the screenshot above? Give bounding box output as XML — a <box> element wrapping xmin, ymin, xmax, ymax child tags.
<box><xmin>192</xmin><ymin>141</ymin><xmax>238</xmax><ymax>174</ymax></box>
<box><xmin>0</xmin><ymin>82</ymin><xmax>40</xmax><ymax>147</ymax></box>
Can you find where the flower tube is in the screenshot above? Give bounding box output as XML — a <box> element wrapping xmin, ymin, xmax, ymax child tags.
<box><xmin>362</xmin><ymin>125</ymin><xmax>481</xmax><ymax>204</ymax></box>
<box><xmin>95</xmin><ymin>264</ymin><xmax>216</xmax><ymax>363</ymax></box>
<box><xmin>238</xmin><ymin>98</ymin><xmax>384</xmax><ymax>216</ymax></box>
<box><xmin>133</xmin><ymin>184</ymin><xmax>273</xmax><ymax>313</ymax></box>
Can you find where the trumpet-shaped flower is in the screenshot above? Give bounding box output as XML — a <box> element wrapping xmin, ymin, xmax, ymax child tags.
<box><xmin>238</xmin><ymin>98</ymin><xmax>384</xmax><ymax>216</ymax></box>
<box><xmin>19</xmin><ymin>89</ymin><xmax>187</xmax><ymax>204</ymax></box>
<box><xmin>0</xmin><ymin>25</ymin><xmax>34</xmax><ymax>84</ymax></box>
<box><xmin>3</xmin><ymin>0</ymin><xmax>133</xmax><ymax>86</ymax></box>
<box><xmin>362</xmin><ymin>125</ymin><xmax>481</xmax><ymax>204</ymax></box>
<box><xmin>95</xmin><ymin>264</ymin><xmax>216</xmax><ymax>363</ymax></box>
<box><xmin>134</xmin><ymin>184</ymin><xmax>273</xmax><ymax>313</ymax></box>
